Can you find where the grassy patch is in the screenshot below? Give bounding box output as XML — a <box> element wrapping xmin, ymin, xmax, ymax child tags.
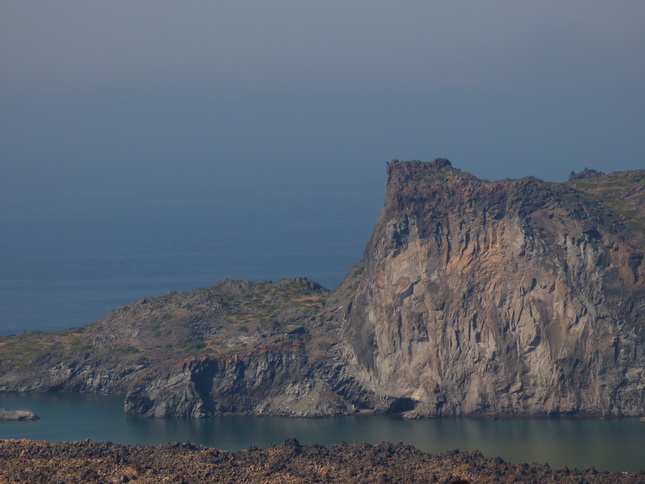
<box><xmin>115</xmin><ymin>346</ymin><xmax>140</xmax><ymax>355</ymax></box>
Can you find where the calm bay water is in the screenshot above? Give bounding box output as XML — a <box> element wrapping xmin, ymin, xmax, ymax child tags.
<box><xmin>0</xmin><ymin>392</ymin><xmax>643</xmax><ymax>472</ymax></box>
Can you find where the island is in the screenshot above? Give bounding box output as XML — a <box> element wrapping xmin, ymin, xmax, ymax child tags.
<box><xmin>0</xmin><ymin>159</ymin><xmax>643</xmax><ymax>419</ymax></box>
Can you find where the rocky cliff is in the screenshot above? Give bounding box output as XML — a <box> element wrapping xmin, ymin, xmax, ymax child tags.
<box><xmin>341</xmin><ymin>159</ymin><xmax>645</xmax><ymax>417</ymax></box>
<box><xmin>0</xmin><ymin>159</ymin><xmax>643</xmax><ymax>418</ymax></box>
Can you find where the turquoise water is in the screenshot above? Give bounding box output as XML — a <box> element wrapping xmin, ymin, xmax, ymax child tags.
<box><xmin>0</xmin><ymin>392</ymin><xmax>643</xmax><ymax>472</ymax></box>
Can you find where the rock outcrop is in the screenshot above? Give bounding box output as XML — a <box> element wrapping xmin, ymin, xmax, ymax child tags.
<box><xmin>122</xmin><ymin>341</ymin><xmax>359</xmax><ymax>418</ymax></box>
<box><xmin>0</xmin><ymin>159</ymin><xmax>643</xmax><ymax>418</ymax></box>
<box><xmin>341</xmin><ymin>159</ymin><xmax>645</xmax><ymax>417</ymax></box>
<box><xmin>0</xmin><ymin>408</ymin><xmax>39</xmax><ymax>421</ymax></box>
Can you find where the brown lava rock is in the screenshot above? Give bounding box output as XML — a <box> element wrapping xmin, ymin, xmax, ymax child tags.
<box><xmin>0</xmin><ymin>438</ymin><xmax>643</xmax><ymax>483</ymax></box>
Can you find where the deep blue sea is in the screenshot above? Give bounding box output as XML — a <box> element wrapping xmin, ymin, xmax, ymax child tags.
<box><xmin>1</xmin><ymin>177</ymin><xmax>644</xmax><ymax>471</ymax></box>
<box><xmin>0</xmin><ymin>178</ymin><xmax>381</xmax><ymax>334</ymax></box>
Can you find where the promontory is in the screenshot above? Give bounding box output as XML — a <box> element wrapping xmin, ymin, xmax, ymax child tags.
<box><xmin>1</xmin><ymin>159</ymin><xmax>643</xmax><ymax>418</ymax></box>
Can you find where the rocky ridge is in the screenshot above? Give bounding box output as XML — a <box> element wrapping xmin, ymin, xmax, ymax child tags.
<box><xmin>0</xmin><ymin>159</ymin><xmax>643</xmax><ymax>419</ymax></box>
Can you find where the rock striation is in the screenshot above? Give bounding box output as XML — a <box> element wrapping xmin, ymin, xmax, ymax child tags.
<box><xmin>341</xmin><ymin>159</ymin><xmax>645</xmax><ymax>417</ymax></box>
<box><xmin>0</xmin><ymin>159</ymin><xmax>643</xmax><ymax>418</ymax></box>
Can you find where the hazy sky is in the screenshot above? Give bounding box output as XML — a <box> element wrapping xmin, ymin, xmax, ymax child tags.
<box><xmin>1</xmin><ymin>1</ymin><xmax>645</xmax><ymax>329</ymax></box>
<box><xmin>2</xmin><ymin>1</ymin><xmax>644</xmax><ymax>196</ymax></box>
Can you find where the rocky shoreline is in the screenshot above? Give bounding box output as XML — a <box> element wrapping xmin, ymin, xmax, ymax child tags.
<box><xmin>0</xmin><ymin>438</ymin><xmax>642</xmax><ymax>483</ymax></box>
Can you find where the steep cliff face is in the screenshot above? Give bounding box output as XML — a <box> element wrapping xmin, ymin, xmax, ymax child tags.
<box><xmin>342</xmin><ymin>159</ymin><xmax>645</xmax><ymax>417</ymax></box>
<box><xmin>123</xmin><ymin>341</ymin><xmax>357</xmax><ymax>418</ymax></box>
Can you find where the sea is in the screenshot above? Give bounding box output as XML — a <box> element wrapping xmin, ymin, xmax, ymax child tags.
<box><xmin>0</xmin><ymin>177</ymin><xmax>643</xmax><ymax>472</ymax></box>
<box><xmin>0</xmin><ymin>177</ymin><xmax>380</xmax><ymax>334</ymax></box>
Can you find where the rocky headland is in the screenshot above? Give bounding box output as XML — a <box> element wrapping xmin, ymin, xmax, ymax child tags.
<box><xmin>0</xmin><ymin>159</ymin><xmax>643</xmax><ymax>419</ymax></box>
<box><xmin>0</xmin><ymin>438</ymin><xmax>643</xmax><ymax>483</ymax></box>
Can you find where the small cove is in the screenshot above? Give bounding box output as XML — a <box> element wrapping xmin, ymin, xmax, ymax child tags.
<box><xmin>0</xmin><ymin>392</ymin><xmax>643</xmax><ymax>472</ymax></box>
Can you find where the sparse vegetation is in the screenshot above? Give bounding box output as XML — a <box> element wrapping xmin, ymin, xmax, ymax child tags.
<box><xmin>569</xmin><ymin>169</ymin><xmax>645</xmax><ymax>246</ymax></box>
<box><xmin>0</xmin><ymin>278</ymin><xmax>329</xmax><ymax>370</ymax></box>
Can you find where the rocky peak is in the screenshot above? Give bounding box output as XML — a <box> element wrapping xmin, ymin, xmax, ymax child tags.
<box><xmin>386</xmin><ymin>158</ymin><xmax>452</xmax><ymax>181</ymax></box>
<box><xmin>344</xmin><ymin>159</ymin><xmax>645</xmax><ymax>418</ymax></box>
<box><xmin>568</xmin><ymin>167</ymin><xmax>605</xmax><ymax>182</ymax></box>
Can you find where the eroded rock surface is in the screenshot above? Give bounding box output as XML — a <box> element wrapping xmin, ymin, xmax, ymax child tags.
<box><xmin>342</xmin><ymin>160</ymin><xmax>645</xmax><ymax>417</ymax></box>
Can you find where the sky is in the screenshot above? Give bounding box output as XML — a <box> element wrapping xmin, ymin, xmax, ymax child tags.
<box><xmin>1</xmin><ymin>1</ymin><xmax>645</xmax><ymax>330</ymax></box>
<box><xmin>2</xmin><ymin>0</ymin><xmax>644</xmax><ymax>199</ymax></box>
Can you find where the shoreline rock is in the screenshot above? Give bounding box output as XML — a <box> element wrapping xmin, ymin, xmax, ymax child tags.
<box><xmin>0</xmin><ymin>408</ymin><xmax>39</xmax><ymax>421</ymax></box>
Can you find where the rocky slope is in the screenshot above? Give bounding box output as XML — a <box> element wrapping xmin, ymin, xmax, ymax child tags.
<box><xmin>0</xmin><ymin>159</ymin><xmax>643</xmax><ymax>418</ymax></box>
<box><xmin>0</xmin><ymin>278</ymin><xmax>374</xmax><ymax>417</ymax></box>
<box><xmin>1</xmin><ymin>439</ymin><xmax>643</xmax><ymax>483</ymax></box>
<box><xmin>341</xmin><ymin>159</ymin><xmax>645</xmax><ymax>417</ymax></box>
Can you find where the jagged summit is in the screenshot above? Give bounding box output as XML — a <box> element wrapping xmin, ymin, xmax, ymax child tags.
<box><xmin>387</xmin><ymin>157</ymin><xmax>452</xmax><ymax>175</ymax></box>
<box><xmin>385</xmin><ymin>158</ymin><xmax>477</xmax><ymax>187</ymax></box>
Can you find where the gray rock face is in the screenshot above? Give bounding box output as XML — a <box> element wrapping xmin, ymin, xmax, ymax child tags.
<box><xmin>341</xmin><ymin>160</ymin><xmax>645</xmax><ymax>417</ymax></box>
<box><xmin>123</xmin><ymin>343</ymin><xmax>360</xmax><ymax>418</ymax></box>
<box><xmin>0</xmin><ymin>408</ymin><xmax>39</xmax><ymax>421</ymax></box>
